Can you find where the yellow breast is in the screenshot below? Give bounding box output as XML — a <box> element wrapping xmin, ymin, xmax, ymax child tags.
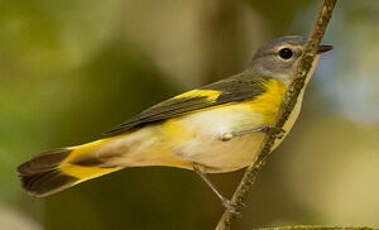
<box><xmin>244</xmin><ymin>78</ymin><xmax>288</xmax><ymax>124</ymax></box>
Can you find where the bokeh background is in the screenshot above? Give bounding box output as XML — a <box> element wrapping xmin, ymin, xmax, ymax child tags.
<box><xmin>1</xmin><ymin>0</ymin><xmax>379</xmax><ymax>229</ymax></box>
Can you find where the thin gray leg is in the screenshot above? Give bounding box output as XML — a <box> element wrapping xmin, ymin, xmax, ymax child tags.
<box><xmin>193</xmin><ymin>163</ymin><xmax>231</xmax><ymax>208</ymax></box>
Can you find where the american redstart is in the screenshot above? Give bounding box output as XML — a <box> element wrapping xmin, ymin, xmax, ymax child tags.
<box><xmin>17</xmin><ymin>35</ymin><xmax>332</xmax><ymax>207</ymax></box>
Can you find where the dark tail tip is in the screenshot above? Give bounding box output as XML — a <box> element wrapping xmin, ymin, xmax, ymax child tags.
<box><xmin>19</xmin><ymin>170</ymin><xmax>78</xmax><ymax>197</ymax></box>
<box><xmin>17</xmin><ymin>148</ymin><xmax>71</xmax><ymax>175</ymax></box>
<box><xmin>17</xmin><ymin>148</ymin><xmax>78</xmax><ymax>197</ymax></box>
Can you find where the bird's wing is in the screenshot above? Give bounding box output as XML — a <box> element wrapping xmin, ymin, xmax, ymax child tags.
<box><xmin>105</xmin><ymin>73</ymin><xmax>270</xmax><ymax>136</ymax></box>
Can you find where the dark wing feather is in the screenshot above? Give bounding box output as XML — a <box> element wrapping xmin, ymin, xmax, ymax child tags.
<box><xmin>105</xmin><ymin>73</ymin><xmax>269</xmax><ymax>136</ymax></box>
<box><xmin>104</xmin><ymin>96</ymin><xmax>215</xmax><ymax>135</ymax></box>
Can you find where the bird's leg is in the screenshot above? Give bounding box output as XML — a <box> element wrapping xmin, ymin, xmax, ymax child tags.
<box><xmin>193</xmin><ymin>163</ymin><xmax>234</xmax><ymax>210</ymax></box>
<box><xmin>219</xmin><ymin>125</ymin><xmax>285</xmax><ymax>142</ymax></box>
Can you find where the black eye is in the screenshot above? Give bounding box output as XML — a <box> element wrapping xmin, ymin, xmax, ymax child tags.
<box><xmin>279</xmin><ymin>48</ymin><xmax>293</xmax><ymax>59</ymax></box>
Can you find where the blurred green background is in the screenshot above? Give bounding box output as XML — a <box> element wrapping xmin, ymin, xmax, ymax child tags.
<box><xmin>1</xmin><ymin>0</ymin><xmax>379</xmax><ymax>229</ymax></box>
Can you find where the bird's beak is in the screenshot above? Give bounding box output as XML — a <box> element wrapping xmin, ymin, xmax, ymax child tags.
<box><xmin>317</xmin><ymin>45</ymin><xmax>333</xmax><ymax>54</ymax></box>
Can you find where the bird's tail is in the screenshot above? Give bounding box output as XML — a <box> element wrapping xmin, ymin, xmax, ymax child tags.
<box><xmin>17</xmin><ymin>142</ymin><xmax>121</xmax><ymax>197</ymax></box>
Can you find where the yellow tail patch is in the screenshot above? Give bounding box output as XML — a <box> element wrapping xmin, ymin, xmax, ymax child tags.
<box><xmin>60</xmin><ymin>138</ymin><xmax>123</xmax><ymax>180</ymax></box>
<box><xmin>59</xmin><ymin>163</ymin><xmax>121</xmax><ymax>182</ymax></box>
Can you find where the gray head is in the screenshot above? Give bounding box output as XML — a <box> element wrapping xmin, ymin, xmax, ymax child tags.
<box><xmin>249</xmin><ymin>35</ymin><xmax>332</xmax><ymax>84</ymax></box>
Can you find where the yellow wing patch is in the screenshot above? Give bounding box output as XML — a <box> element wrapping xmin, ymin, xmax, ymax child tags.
<box><xmin>174</xmin><ymin>89</ymin><xmax>222</xmax><ymax>101</ymax></box>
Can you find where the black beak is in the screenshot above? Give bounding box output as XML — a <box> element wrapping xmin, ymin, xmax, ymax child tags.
<box><xmin>317</xmin><ymin>45</ymin><xmax>333</xmax><ymax>54</ymax></box>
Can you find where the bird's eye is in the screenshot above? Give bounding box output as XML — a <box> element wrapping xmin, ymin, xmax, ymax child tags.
<box><xmin>278</xmin><ymin>48</ymin><xmax>293</xmax><ymax>59</ymax></box>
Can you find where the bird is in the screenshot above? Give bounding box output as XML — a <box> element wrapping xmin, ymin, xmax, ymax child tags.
<box><xmin>17</xmin><ymin>35</ymin><xmax>332</xmax><ymax>208</ymax></box>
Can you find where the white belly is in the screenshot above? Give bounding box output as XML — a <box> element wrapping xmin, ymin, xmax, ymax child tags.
<box><xmin>173</xmin><ymin>104</ymin><xmax>267</xmax><ymax>172</ymax></box>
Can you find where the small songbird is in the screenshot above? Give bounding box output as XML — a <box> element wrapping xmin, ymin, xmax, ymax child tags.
<box><xmin>17</xmin><ymin>35</ymin><xmax>332</xmax><ymax>207</ymax></box>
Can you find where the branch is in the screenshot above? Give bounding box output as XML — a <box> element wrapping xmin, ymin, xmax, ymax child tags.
<box><xmin>215</xmin><ymin>1</ymin><xmax>337</xmax><ymax>229</ymax></box>
<box><xmin>253</xmin><ymin>226</ymin><xmax>374</xmax><ymax>230</ymax></box>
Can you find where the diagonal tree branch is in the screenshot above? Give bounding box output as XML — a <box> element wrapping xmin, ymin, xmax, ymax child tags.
<box><xmin>215</xmin><ymin>1</ymin><xmax>337</xmax><ymax>229</ymax></box>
